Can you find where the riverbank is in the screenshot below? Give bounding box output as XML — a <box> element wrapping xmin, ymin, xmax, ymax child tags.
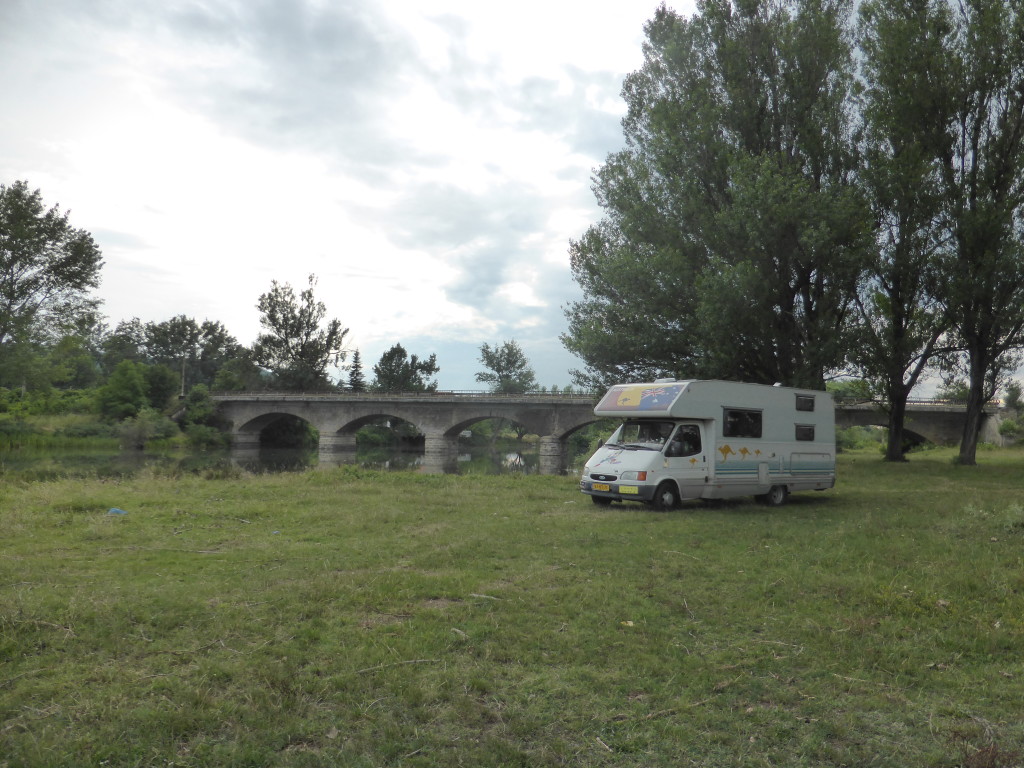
<box><xmin>2</xmin><ymin>449</ymin><xmax>1023</xmax><ymax>766</ymax></box>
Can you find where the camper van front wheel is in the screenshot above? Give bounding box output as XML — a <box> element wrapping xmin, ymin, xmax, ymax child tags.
<box><xmin>759</xmin><ymin>485</ymin><xmax>788</xmax><ymax>507</ymax></box>
<box><xmin>651</xmin><ymin>482</ymin><xmax>680</xmax><ymax>512</ymax></box>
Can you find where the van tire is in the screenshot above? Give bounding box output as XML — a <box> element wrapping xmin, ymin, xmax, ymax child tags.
<box><xmin>758</xmin><ymin>485</ymin><xmax>788</xmax><ymax>507</ymax></box>
<box><xmin>591</xmin><ymin>495</ymin><xmax>612</xmax><ymax>506</ymax></box>
<box><xmin>651</xmin><ymin>482</ymin><xmax>680</xmax><ymax>512</ymax></box>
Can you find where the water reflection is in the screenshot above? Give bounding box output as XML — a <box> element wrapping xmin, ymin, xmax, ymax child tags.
<box><xmin>0</xmin><ymin>443</ymin><xmax>544</xmax><ymax>480</ymax></box>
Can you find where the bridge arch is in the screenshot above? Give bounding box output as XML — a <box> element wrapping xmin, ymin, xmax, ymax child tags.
<box><xmin>232</xmin><ymin>409</ymin><xmax>319</xmax><ymax>450</ymax></box>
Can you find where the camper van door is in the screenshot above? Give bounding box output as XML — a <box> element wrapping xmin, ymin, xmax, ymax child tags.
<box><xmin>663</xmin><ymin>422</ymin><xmax>709</xmax><ymax>499</ymax></box>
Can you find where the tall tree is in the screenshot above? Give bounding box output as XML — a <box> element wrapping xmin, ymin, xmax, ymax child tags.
<box><xmin>925</xmin><ymin>0</ymin><xmax>1024</xmax><ymax>465</ymax></box>
<box><xmin>142</xmin><ymin>316</ymin><xmax>242</xmax><ymax>392</ymax></box>
<box><xmin>851</xmin><ymin>0</ymin><xmax>954</xmax><ymax>461</ymax></box>
<box><xmin>563</xmin><ymin>0</ymin><xmax>870</xmax><ymax>390</ymax></box>
<box><xmin>475</xmin><ymin>340</ymin><xmax>537</xmax><ymax>394</ymax></box>
<box><xmin>144</xmin><ymin>315</ymin><xmax>201</xmax><ymax>396</ymax></box>
<box><xmin>252</xmin><ymin>275</ymin><xmax>348</xmax><ymax>391</ymax></box>
<box><xmin>101</xmin><ymin>318</ymin><xmax>146</xmax><ymax>376</ymax></box>
<box><xmin>0</xmin><ymin>181</ymin><xmax>103</xmax><ymax>381</ymax></box>
<box><xmin>195</xmin><ymin>320</ymin><xmax>244</xmax><ymax>389</ymax></box>
<box><xmin>347</xmin><ymin>348</ymin><xmax>366</xmax><ymax>392</ymax></box>
<box><xmin>371</xmin><ymin>344</ymin><xmax>439</xmax><ymax>393</ymax></box>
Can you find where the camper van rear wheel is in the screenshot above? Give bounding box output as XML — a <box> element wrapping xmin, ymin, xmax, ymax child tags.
<box><xmin>651</xmin><ymin>482</ymin><xmax>680</xmax><ymax>512</ymax></box>
<box><xmin>760</xmin><ymin>485</ymin><xmax>788</xmax><ymax>507</ymax></box>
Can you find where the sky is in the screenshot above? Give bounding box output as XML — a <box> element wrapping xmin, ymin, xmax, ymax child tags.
<box><xmin>1</xmin><ymin>0</ymin><xmax>697</xmax><ymax>390</ymax></box>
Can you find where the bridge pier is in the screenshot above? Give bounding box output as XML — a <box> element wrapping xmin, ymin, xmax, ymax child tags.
<box><xmin>539</xmin><ymin>435</ymin><xmax>566</xmax><ymax>475</ymax></box>
<box><xmin>422</xmin><ymin>434</ymin><xmax>459</xmax><ymax>474</ymax></box>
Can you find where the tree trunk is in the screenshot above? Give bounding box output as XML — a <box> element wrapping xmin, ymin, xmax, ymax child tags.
<box><xmin>885</xmin><ymin>395</ymin><xmax>909</xmax><ymax>462</ymax></box>
<box><xmin>957</xmin><ymin>357</ymin><xmax>988</xmax><ymax>466</ymax></box>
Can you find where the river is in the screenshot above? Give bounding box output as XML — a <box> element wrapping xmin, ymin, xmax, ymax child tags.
<box><xmin>0</xmin><ymin>443</ymin><xmax>548</xmax><ymax>481</ymax></box>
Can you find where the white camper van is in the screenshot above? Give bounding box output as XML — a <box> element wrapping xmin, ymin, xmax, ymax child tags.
<box><xmin>580</xmin><ymin>379</ymin><xmax>835</xmax><ymax>509</ymax></box>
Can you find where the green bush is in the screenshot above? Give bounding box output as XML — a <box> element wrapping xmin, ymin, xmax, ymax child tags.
<box><xmin>56</xmin><ymin>421</ymin><xmax>116</xmax><ymax>439</ymax></box>
<box><xmin>99</xmin><ymin>361</ymin><xmax>148</xmax><ymax>421</ymax></box>
<box><xmin>185</xmin><ymin>423</ymin><xmax>230</xmax><ymax>450</ymax></box>
<box><xmin>117</xmin><ymin>408</ymin><xmax>179</xmax><ymax>450</ymax></box>
<box><xmin>999</xmin><ymin>418</ymin><xmax>1021</xmax><ymax>438</ymax></box>
<box><xmin>0</xmin><ymin>387</ymin><xmax>95</xmax><ymax>417</ymax></box>
<box><xmin>1004</xmin><ymin>380</ymin><xmax>1022</xmax><ymax>411</ymax></box>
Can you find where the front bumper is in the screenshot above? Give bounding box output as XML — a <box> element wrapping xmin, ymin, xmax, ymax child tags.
<box><xmin>580</xmin><ymin>479</ymin><xmax>656</xmax><ymax>503</ymax></box>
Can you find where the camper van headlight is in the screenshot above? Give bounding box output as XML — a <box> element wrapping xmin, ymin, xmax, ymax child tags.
<box><xmin>619</xmin><ymin>471</ymin><xmax>647</xmax><ymax>482</ymax></box>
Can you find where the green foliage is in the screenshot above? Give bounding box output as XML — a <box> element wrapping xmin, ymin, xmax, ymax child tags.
<box><xmin>0</xmin><ymin>386</ymin><xmax>95</xmax><ymax>417</ymax></box>
<box><xmin>142</xmin><ymin>363</ymin><xmax>179</xmax><ymax>410</ymax></box>
<box><xmin>884</xmin><ymin>0</ymin><xmax>1024</xmax><ymax>464</ymax></box>
<box><xmin>55</xmin><ymin>420</ymin><xmax>116</xmax><ymax>439</ymax></box>
<box><xmin>827</xmin><ymin>378</ymin><xmax>873</xmax><ymax>401</ymax></box>
<box><xmin>100</xmin><ymin>317</ymin><xmax>145</xmax><ymax>375</ymax></box>
<box><xmin>116</xmin><ymin>407</ymin><xmax>178</xmax><ymax>450</ymax></box>
<box><xmin>475</xmin><ymin>339</ymin><xmax>537</xmax><ymax>394</ymax></box>
<box><xmin>347</xmin><ymin>348</ymin><xmax>366</xmax><ymax>392</ymax></box>
<box><xmin>937</xmin><ymin>379</ymin><xmax>971</xmax><ymax>402</ymax></box>
<box><xmin>998</xmin><ymin>418</ymin><xmax>1021</xmax><ymax>439</ymax></box>
<box><xmin>97</xmin><ymin>360</ymin><xmax>148</xmax><ymax>421</ymax></box>
<box><xmin>1003</xmin><ymin>380</ymin><xmax>1022</xmax><ymax>411</ymax></box>
<box><xmin>0</xmin><ymin>180</ymin><xmax>103</xmax><ymax>354</ymax></box>
<box><xmin>252</xmin><ymin>274</ymin><xmax>348</xmax><ymax>391</ymax></box>
<box><xmin>180</xmin><ymin>383</ymin><xmax>224</xmax><ymax>429</ymax></box>
<box><xmin>142</xmin><ymin>316</ymin><xmax>243</xmax><ymax>390</ymax></box>
<box><xmin>836</xmin><ymin>425</ymin><xmax>885</xmax><ymax>452</ymax></box>
<box><xmin>850</xmin><ymin>0</ymin><xmax>953</xmax><ymax>460</ymax></box>
<box><xmin>211</xmin><ymin>354</ymin><xmax>265</xmax><ymax>391</ymax></box>
<box><xmin>184</xmin><ymin>423</ymin><xmax>230</xmax><ymax>450</ymax></box>
<box><xmin>371</xmin><ymin>343</ymin><xmax>439</xmax><ymax>393</ymax></box>
<box><xmin>563</xmin><ymin>1</ymin><xmax>868</xmax><ymax>389</ymax></box>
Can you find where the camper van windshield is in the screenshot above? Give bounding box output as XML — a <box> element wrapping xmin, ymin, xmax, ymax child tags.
<box><xmin>608</xmin><ymin>420</ymin><xmax>674</xmax><ymax>450</ymax></box>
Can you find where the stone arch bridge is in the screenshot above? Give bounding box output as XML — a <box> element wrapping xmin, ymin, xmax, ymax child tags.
<box><xmin>213</xmin><ymin>392</ymin><xmax>1005</xmax><ymax>474</ymax></box>
<box><xmin>213</xmin><ymin>392</ymin><xmax>601</xmax><ymax>474</ymax></box>
<box><xmin>833</xmin><ymin>399</ymin><xmax>1004</xmax><ymax>446</ymax></box>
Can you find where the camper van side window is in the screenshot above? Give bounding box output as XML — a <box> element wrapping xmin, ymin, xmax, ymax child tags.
<box><xmin>723</xmin><ymin>408</ymin><xmax>762</xmax><ymax>438</ymax></box>
<box><xmin>795</xmin><ymin>395</ymin><xmax>815</xmax><ymax>412</ymax></box>
<box><xmin>795</xmin><ymin>424</ymin><xmax>815</xmax><ymax>441</ymax></box>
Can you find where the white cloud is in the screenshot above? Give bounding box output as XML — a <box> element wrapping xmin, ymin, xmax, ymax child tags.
<box><xmin>1</xmin><ymin>0</ymin><xmax>693</xmax><ymax>388</ymax></box>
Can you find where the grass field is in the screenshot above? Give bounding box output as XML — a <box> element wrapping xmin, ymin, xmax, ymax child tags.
<box><xmin>2</xmin><ymin>448</ymin><xmax>1023</xmax><ymax>767</ymax></box>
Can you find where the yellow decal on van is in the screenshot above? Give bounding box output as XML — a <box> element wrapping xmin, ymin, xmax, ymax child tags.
<box><xmin>616</xmin><ymin>386</ymin><xmax>645</xmax><ymax>407</ymax></box>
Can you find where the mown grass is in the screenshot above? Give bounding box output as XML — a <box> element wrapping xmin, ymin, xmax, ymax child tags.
<box><xmin>2</xmin><ymin>449</ymin><xmax>1024</xmax><ymax>767</ymax></box>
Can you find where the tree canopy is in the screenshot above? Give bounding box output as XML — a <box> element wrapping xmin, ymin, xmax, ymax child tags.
<box><xmin>252</xmin><ymin>275</ymin><xmax>348</xmax><ymax>391</ymax></box>
<box><xmin>475</xmin><ymin>340</ymin><xmax>537</xmax><ymax>394</ymax></box>
<box><xmin>347</xmin><ymin>349</ymin><xmax>366</xmax><ymax>392</ymax></box>
<box><xmin>371</xmin><ymin>344</ymin><xmax>439</xmax><ymax>393</ymax></box>
<box><xmin>562</xmin><ymin>0</ymin><xmax>1024</xmax><ymax>462</ymax></box>
<box><xmin>0</xmin><ymin>180</ymin><xmax>103</xmax><ymax>383</ymax></box>
<box><xmin>563</xmin><ymin>0</ymin><xmax>869</xmax><ymax>392</ymax></box>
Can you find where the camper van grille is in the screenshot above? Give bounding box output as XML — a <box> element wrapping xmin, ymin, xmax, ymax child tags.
<box><xmin>590</xmin><ymin>473</ymin><xmax>618</xmax><ymax>482</ymax></box>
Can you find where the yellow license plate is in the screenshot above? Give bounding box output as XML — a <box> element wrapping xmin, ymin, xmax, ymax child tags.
<box><xmin>619</xmin><ymin>486</ymin><xmax>639</xmax><ymax>495</ymax></box>
<box><xmin>592</xmin><ymin>483</ymin><xmax>610</xmax><ymax>492</ymax></box>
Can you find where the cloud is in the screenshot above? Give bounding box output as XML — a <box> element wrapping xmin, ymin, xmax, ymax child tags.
<box><xmin>1</xmin><ymin>0</ymin><xmax>672</xmax><ymax>388</ymax></box>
